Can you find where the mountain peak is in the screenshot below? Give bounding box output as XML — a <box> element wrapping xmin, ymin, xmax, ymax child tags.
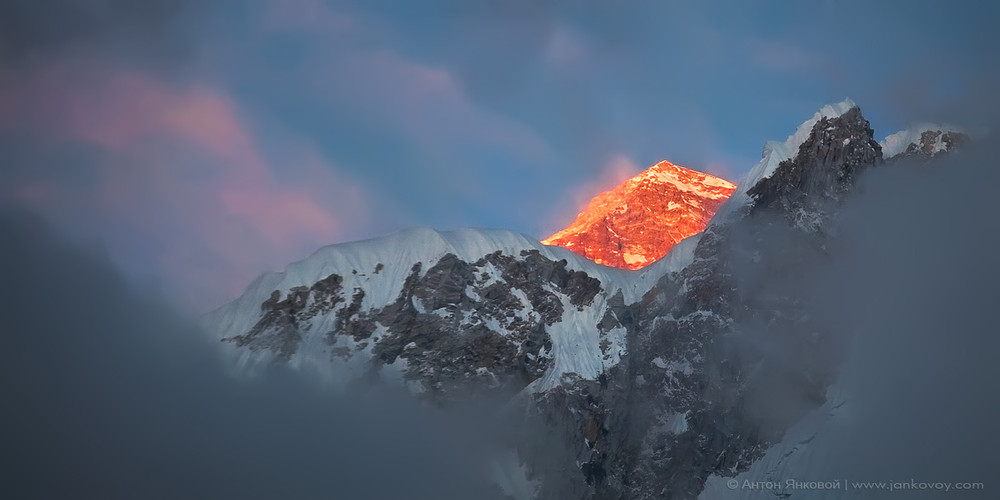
<box><xmin>711</xmin><ymin>98</ymin><xmax>862</xmax><ymax>224</ymax></box>
<box><xmin>748</xmin><ymin>105</ymin><xmax>882</xmax><ymax>228</ymax></box>
<box><xmin>880</xmin><ymin>123</ymin><xmax>968</xmax><ymax>159</ymax></box>
<box><xmin>543</xmin><ymin>160</ymin><xmax>736</xmax><ymax>270</ymax></box>
<box><xmin>634</xmin><ymin>161</ymin><xmax>738</xmax><ymax>197</ymax></box>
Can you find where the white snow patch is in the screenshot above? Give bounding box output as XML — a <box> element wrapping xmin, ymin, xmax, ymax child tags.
<box><xmin>661</xmin><ymin>411</ymin><xmax>690</xmax><ymax>434</ymax></box>
<box><xmin>716</xmin><ymin>98</ymin><xmax>856</xmax><ymax>221</ymax></box>
<box><xmin>491</xmin><ymin>449</ymin><xmax>539</xmax><ymax>500</ymax></box>
<box><xmin>412</xmin><ymin>296</ymin><xmax>426</xmax><ymax>314</ymax></box>
<box><xmin>531</xmin><ymin>290</ymin><xmax>619</xmax><ymax>391</ymax></box>
<box><xmin>879</xmin><ymin>122</ymin><xmax>964</xmax><ymax>159</ymax></box>
<box><xmin>601</xmin><ymin>326</ymin><xmax>628</xmax><ymax>367</ymax></box>
<box><xmin>652</xmin><ymin>357</ymin><xmax>693</xmax><ymax>376</ymax></box>
<box><xmin>623</xmin><ymin>252</ymin><xmax>650</xmax><ymax>266</ymax></box>
<box><xmin>629</xmin><ymin>232</ymin><xmax>701</xmax><ymax>292</ymax></box>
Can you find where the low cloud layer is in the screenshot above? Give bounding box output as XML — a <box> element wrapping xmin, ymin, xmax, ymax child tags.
<box><xmin>803</xmin><ymin>137</ymin><xmax>1000</xmax><ymax>488</ymax></box>
<box><xmin>701</xmin><ymin>130</ymin><xmax>1000</xmax><ymax>498</ymax></box>
<box><xmin>0</xmin><ymin>209</ymin><xmax>509</xmax><ymax>499</ymax></box>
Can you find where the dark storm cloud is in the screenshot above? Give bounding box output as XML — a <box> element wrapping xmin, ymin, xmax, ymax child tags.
<box><xmin>0</xmin><ymin>208</ymin><xmax>508</xmax><ymax>499</ymax></box>
<box><xmin>801</xmin><ymin>137</ymin><xmax>1000</xmax><ymax>488</ymax></box>
<box><xmin>0</xmin><ymin>0</ymin><xmax>211</xmax><ymax>70</ymax></box>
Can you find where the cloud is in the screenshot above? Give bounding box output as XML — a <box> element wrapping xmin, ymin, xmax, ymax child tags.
<box><xmin>260</xmin><ymin>0</ymin><xmax>357</xmax><ymax>34</ymax></box>
<box><xmin>0</xmin><ymin>0</ymin><xmax>209</xmax><ymax>71</ymax></box>
<box><xmin>0</xmin><ymin>60</ymin><xmax>369</xmax><ymax>313</ymax></box>
<box><xmin>747</xmin><ymin>38</ymin><xmax>824</xmax><ymax>73</ymax></box>
<box><xmin>723</xmin><ymin>137</ymin><xmax>1000</xmax><ymax>491</ymax></box>
<box><xmin>571</xmin><ymin>153</ymin><xmax>643</xmax><ymax>211</ymax></box>
<box><xmin>241</xmin><ymin>2</ymin><xmax>555</xmax><ymax>172</ymax></box>
<box><xmin>543</xmin><ymin>25</ymin><xmax>588</xmax><ymax>67</ymax></box>
<box><xmin>0</xmin><ymin>62</ymin><xmax>259</xmax><ymax>165</ymax></box>
<box><xmin>0</xmin><ymin>0</ymin><xmax>559</xmax><ymax>312</ymax></box>
<box><xmin>541</xmin><ymin>153</ymin><xmax>642</xmax><ymax>236</ymax></box>
<box><xmin>798</xmin><ymin>139</ymin><xmax>1000</xmax><ymax>485</ymax></box>
<box><xmin>327</xmin><ymin>49</ymin><xmax>554</xmax><ymax>165</ymax></box>
<box><xmin>0</xmin><ymin>208</ymin><xmax>508</xmax><ymax>500</ymax></box>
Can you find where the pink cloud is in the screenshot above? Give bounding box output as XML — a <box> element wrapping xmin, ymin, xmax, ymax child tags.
<box><xmin>570</xmin><ymin>154</ymin><xmax>643</xmax><ymax>211</ymax></box>
<box><xmin>542</xmin><ymin>154</ymin><xmax>642</xmax><ymax>237</ymax></box>
<box><xmin>0</xmin><ymin>7</ymin><xmax>560</xmax><ymax>310</ymax></box>
<box><xmin>0</xmin><ymin>61</ymin><xmax>369</xmax><ymax>313</ymax></box>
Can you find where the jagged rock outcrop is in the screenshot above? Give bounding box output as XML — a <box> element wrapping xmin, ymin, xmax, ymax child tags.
<box><xmin>222</xmin><ymin>247</ymin><xmax>605</xmax><ymax>400</ymax></box>
<box><xmin>747</xmin><ymin>107</ymin><xmax>882</xmax><ymax>229</ymax></box>
<box><xmin>897</xmin><ymin>129</ymin><xmax>966</xmax><ymax>157</ymax></box>
<box><xmin>880</xmin><ymin>124</ymin><xmax>969</xmax><ymax>161</ymax></box>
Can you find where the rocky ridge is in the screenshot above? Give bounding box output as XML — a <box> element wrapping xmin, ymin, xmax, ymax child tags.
<box><xmin>880</xmin><ymin>123</ymin><xmax>968</xmax><ymax>160</ymax></box>
<box><xmin>203</xmin><ymin>228</ymin><xmax>696</xmax><ymax>399</ymax></box>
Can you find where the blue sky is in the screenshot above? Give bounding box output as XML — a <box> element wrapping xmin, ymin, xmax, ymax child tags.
<box><xmin>0</xmin><ymin>0</ymin><xmax>995</xmax><ymax>312</ymax></box>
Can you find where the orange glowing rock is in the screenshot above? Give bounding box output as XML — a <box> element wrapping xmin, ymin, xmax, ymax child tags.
<box><xmin>542</xmin><ymin>161</ymin><xmax>736</xmax><ymax>270</ymax></box>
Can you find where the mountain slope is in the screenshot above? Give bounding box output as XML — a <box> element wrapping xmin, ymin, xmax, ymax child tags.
<box><xmin>716</xmin><ymin>98</ymin><xmax>858</xmax><ymax>222</ymax></box>
<box><xmin>542</xmin><ymin>161</ymin><xmax>735</xmax><ymax>270</ymax></box>
<box><xmin>202</xmin><ymin>227</ymin><xmax>696</xmax><ymax>396</ymax></box>
<box><xmin>880</xmin><ymin>123</ymin><xmax>967</xmax><ymax>159</ymax></box>
<box><xmin>523</xmin><ymin>101</ymin><xmax>883</xmax><ymax>499</ymax></box>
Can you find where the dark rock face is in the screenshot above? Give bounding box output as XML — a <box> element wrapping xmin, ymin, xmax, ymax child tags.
<box><xmin>748</xmin><ymin>106</ymin><xmax>883</xmax><ymax>229</ymax></box>
<box><xmin>893</xmin><ymin>129</ymin><xmax>969</xmax><ymax>160</ymax></box>
<box><xmin>225</xmin><ymin>250</ymin><xmax>603</xmax><ymax>401</ymax></box>
<box><xmin>519</xmin><ymin>106</ymin><xmax>886</xmax><ymax>499</ymax></box>
<box><xmin>226</xmin><ymin>273</ymin><xmax>345</xmax><ymax>360</ymax></box>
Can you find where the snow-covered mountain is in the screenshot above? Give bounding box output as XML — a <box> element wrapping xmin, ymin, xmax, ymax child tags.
<box><xmin>203</xmin><ymin>98</ymin><xmax>965</xmax><ymax>499</ymax></box>
<box><xmin>542</xmin><ymin>161</ymin><xmax>735</xmax><ymax>270</ymax></box>
<box><xmin>524</xmin><ymin>100</ymin><xmax>884</xmax><ymax>498</ymax></box>
<box><xmin>880</xmin><ymin>123</ymin><xmax>967</xmax><ymax>159</ymax></box>
<box><xmin>202</xmin><ymin>227</ymin><xmax>695</xmax><ymax>397</ymax></box>
<box><xmin>717</xmin><ymin>98</ymin><xmax>859</xmax><ymax>221</ymax></box>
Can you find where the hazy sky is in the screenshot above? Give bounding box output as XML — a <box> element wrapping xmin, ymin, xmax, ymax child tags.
<box><xmin>0</xmin><ymin>0</ymin><xmax>996</xmax><ymax>313</ymax></box>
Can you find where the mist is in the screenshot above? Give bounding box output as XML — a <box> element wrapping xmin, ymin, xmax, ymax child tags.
<box><xmin>699</xmin><ymin>125</ymin><xmax>1000</xmax><ymax>497</ymax></box>
<box><xmin>0</xmin><ymin>208</ymin><xmax>509</xmax><ymax>500</ymax></box>
<box><xmin>808</xmin><ymin>136</ymin><xmax>1000</xmax><ymax>485</ymax></box>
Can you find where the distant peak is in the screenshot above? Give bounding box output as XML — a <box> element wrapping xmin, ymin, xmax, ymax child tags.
<box><xmin>880</xmin><ymin>123</ymin><xmax>967</xmax><ymax>159</ymax></box>
<box><xmin>543</xmin><ymin>160</ymin><xmax>735</xmax><ymax>270</ymax></box>
<box><xmin>748</xmin><ymin>104</ymin><xmax>882</xmax><ymax>226</ymax></box>
<box><xmin>716</xmin><ymin>98</ymin><xmax>864</xmax><ymax>222</ymax></box>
